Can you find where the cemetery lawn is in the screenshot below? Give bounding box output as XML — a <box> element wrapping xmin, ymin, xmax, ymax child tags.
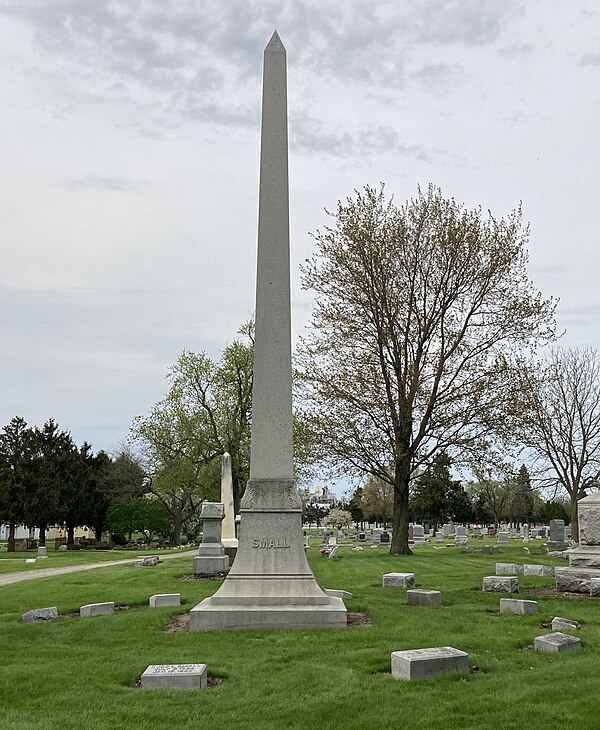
<box><xmin>0</xmin><ymin>547</ymin><xmax>194</xmax><ymax>575</ymax></box>
<box><xmin>1</xmin><ymin>541</ymin><xmax>597</xmax><ymax>730</ymax></box>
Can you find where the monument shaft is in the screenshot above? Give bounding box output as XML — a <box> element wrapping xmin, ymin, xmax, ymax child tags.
<box><xmin>190</xmin><ymin>33</ymin><xmax>346</xmax><ymax>630</ymax></box>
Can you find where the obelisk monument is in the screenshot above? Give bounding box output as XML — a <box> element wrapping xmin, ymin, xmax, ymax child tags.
<box><xmin>190</xmin><ymin>32</ymin><xmax>346</xmax><ymax>630</ymax></box>
<box><xmin>220</xmin><ymin>452</ymin><xmax>238</xmax><ymax>556</ymax></box>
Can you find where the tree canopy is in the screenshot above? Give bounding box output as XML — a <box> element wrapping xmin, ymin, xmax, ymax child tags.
<box><xmin>297</xmin><ymin>185</ymin><xmax>556</xmax><ymax>553</ymax></box>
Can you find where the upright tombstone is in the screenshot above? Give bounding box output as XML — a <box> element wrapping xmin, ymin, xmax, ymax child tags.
<box><xmin>546</xmin><ymin>519</ymin><xmax>568</xmax><ymax>550</ymax></box>
<box><xmin>193</xmin><ymin>502</ymin><xmax>229</xmax><ymax>575</ymax></box>
<box><xmin>220</xmin><ymin>452</ymin><xmax>239</xmax><ymax>559</ymax></box>
<box><xmin>190</xmin><ymin>33</ymin><xmax>346</xmax><ymax>631</ymax></box>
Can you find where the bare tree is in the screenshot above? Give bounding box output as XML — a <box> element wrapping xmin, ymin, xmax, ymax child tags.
<box><xmin>517</xmin><ymin>347</ymin><xmax>600</xmax><ymax>538</ymax></box>
<box><xmin>297</xmin><ymin>185</ymin><xmax>556</xmax><ymax>554</ymax></box>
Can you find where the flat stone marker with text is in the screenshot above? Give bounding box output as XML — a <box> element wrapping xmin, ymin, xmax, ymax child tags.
<box><xmin>80</xmin><ymin>602</ymin><xmax>114</xmax><ymax>618</ymax></box>
<box><xmin>391</xmin><ymin>647</ymin><xmax>469</xmax><ymax>680</ymax></box>
<box><xmin>141</xmin><ymin>664</ymin><xmax>207</xmax><ymax>690</ymax></box>
<box><xmin>407</xmin><ymin>589</ymin><xmax>442</xmax><ymax>607</ymax></box>
<box><xmin>149</xmin><ymin>594</ymin><xmax>181</xmax><ymax>608</ymax></box>
<box><xmin>383</xmin><ymin>573</ymin><xmax>415</xmax><ymax>588</ymax></box>
<box><xmin>534</xmin><ymin>632</ymin><xmax>581</xmax><ymax>653</ymax></box>
<box><xmin>499</xmin><ymin>598</ymin><xmax>538</xmax><ymax>615</ymax></box>
<box><xmin>482</xmin><ymin>576</ymin><xmax>519</xmax><ymax>593</ymax></box>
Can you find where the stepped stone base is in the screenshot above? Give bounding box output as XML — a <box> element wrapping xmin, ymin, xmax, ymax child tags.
<box><xmin>189</xmin><ymin>596</ymin><xmax>347</xmax><ymax>631</ymax></box>
<box><xmin>555</xmin><ymin>566</ymin><xmax>600</xmax><ymax>593</ymax></box>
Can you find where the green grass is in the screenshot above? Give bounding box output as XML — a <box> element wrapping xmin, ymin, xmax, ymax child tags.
<box><xmin>0</xmin><ymin>547</ymin><xmax>194</xmax><ymax>575</ymax></box>
<box><xmin>0</xmin><ymin>541</ymin><xmax>597</xmax><ymax>730</ymax></box>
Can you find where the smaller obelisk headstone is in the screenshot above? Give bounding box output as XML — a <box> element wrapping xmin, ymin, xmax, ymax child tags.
<box><xmin>221</xmin><ymin>453</ymin><xmax>238</xmax><ymax>560</ymax></box>
<box><xmin>193</xmin><ymin>503</ymin><xmax>229</xmax><ymax>575</ymax></box>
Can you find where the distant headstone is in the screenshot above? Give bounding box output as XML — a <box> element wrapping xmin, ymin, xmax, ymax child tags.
<box><xmin>358</xmin><ymin>532</ymin><xmax>366</xmax><ymax>541</ymax></box>
<box><xmin>383</xmin><ymin>573</ymin><xmax>415</xmax><ymax>588</ymax></box>
<box><xmin>193</xmin><ymin>502</ymin><xmax>229</xmax><ymax>575</ymax></box>
<box><xmin>379</xmin><ymin>532</ymin><xmax>390</xmax><ymax>544</ymax></box>
<box><xmin>499</xmin><ymin>598</ymin><xmax>538</xmax><ymax>615</ymax></box>
<box><xmin>547</xmin><ymin>519</ymin><xmax>568</xmax><ymax>549</ymax></box>
<box><xmin>149</xmin><ymin>594</ymin><xmax>181</xmax><ymax>608</ymax></box>
<box><xmin>37</xmin><ymin>546</ymin><xmax>47</xmax><ymax>559</ymax></box>
<box><xmin>482</xmin><ymin>576</ymin><xmax>519</xmax><ymax>593</ymax></box>
<box><xmin>551</xmin><ymin>617</ymin><xmax>580</xmax><ymax>631</ymax></box>
<box><xmin>442</xmin><ymin>523</ymin><xmax>454</xmax><ymax>537</ymax></box>
<box><xmin>22</xmin><ymin>607</ymin><xmax>58</xmax><ymax>623</ymax></box>
<box><xmin>523</xmin><ymin>564</ymin><xmax>553</xmax><ymax>577</ymax></box>
<box><xmin>391</xmin><ymin>647</ymin><xmax>469</xmax><ymax>681</ymax></box>
<box><xmin>496</xmin><ymin>563</ymin><xmax>524</xmax><ymax>575</ymax></box>
<box><xmin>141</xmin><ymin>663</ymin><xmax>207</xmax><ymax>690</ymax></box>
<box><xmin>407</xmin><ymin>589</ymin><xmax>442</xmax><ymax>607</ymax></box>
<box><xmin>58</xmin><ymin>544</ymin><xmax>68</xmax><ymax>551</ymax></box>
<box><xmin>482</xmin><ymin>546</ymin><xmax>491</xmax><ymax>555</ymax></box>
<box><xmin>80</xmin><ymin>602</ymin><xmax>115</xmax><ymax>617</ymax></box>
<box><xmin>534</xmin><ymin>632</ymin><xmax>580</xmax><ymax>653</ymax></box>
<box><xmin>25</xmin><ymin>558</ymin><xmax>36</xmax><ymax>564</ymax></box>
<box><xmin>497</xmin><ymin>532</ymin><xmax>510</xmax><ymax>544</ymax></box>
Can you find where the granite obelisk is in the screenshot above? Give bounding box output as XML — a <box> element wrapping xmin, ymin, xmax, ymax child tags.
<box><xmin>190</xmin><ymin>32</ymin><xmax>346</xmax><ymax>630</ymax></box>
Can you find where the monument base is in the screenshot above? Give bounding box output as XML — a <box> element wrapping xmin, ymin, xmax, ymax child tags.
<box><xmin>189</xmin><ymin>595</ymin><xmax>347</xmax><ymax>631</ymax></box>
<box><xmin>556</xmin><ymin>566</ymin><xmax>600</xmax><ymax>593</ymax></box>
<box><xmin>567</xmin><ymin>545</ymin><xmax>600</xmax><ymax>568</ymax></box>
<box><xmin>193</xmin><ymin>555</ymin><xmax>229</xmax><ymax>575</ymax></box>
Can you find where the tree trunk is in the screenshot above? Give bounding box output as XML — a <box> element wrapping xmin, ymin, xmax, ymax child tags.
<box><xmin>94</xmin><ymin>521</ymin><xmax>104</xmax><ymax>542</ymax></box>
<box><xmin>172</xmin><ymin>514</ymin><xmax>182</xmax><ymax>546</ymax></box>
<box><xmin>8</xmin><ymin>521</ymin><xmax>16</xmax><ymax>552</ymax></box>
<box><xmin>67</xmin><ymin>525</ymin><xmax>75</xmax><ymax>546</ymax></box>
<box><xmin>390</xmin><ymin>457</ymin><xmax>412</xmax><ymax>555</ymax></box>
<box><xmin>38</xmin><ymin>523</ymin><xmax>47</xmax><ymax>547</ymax></box>
<box><xmin>570</xmin><ymin>495</ymin><xmax>579</xmax><ymax>543</ymax></box>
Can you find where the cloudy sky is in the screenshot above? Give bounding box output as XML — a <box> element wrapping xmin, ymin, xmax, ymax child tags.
<box><xmin>1</xmin><ymin>0</ymin><xmax>599</xmax><ymax>461</ymax></box>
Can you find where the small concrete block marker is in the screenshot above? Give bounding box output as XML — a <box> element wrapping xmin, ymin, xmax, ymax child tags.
<box><xmin>25</xmin><ymin>558</ymin><xmax>36</xmax><ymax>564</ymax></box>
<box><xmin>391</xmin><ymin>647</ymin><xmax>469</xmax><ymax>680</ymax></box>
<box><xmin>483</xmin><ymin>576</ymin><xmax>519</xmax><ymax>593</ymax></box>
<box><xmin>551</xmin><ymin>617</ymin><xmax>580</xmax><ymax>631</ymax></box>
<box><xmin>523</xmin><ymin>564</ymin><xmax>553</xmax><ymax>577</ymax></box>
<box><xmin>22</xmin><ymin>607</ymin><xmax>58</xmax><ymax>623</ymax></box>
<box><xmin>534</xmin><ymin>632</ymin><xmax>581</xmax><ymax>653</ymax></box>
<box><xmin>383</xmin><ymin>573</ymin><xmax>415</xmax><ymax>588</ymax></box>
<box><xmin>499</xmin><ymin>598</ymin><xmax>538</xmax><ymax>615</ymax></box>
<box><xmin>496</xmin><ymin>563</ymin><xmax>523</xmax><ymax>575</ymax></box>
<box><xmin>80</xmin><ymin>602</ymin><xmax>115</xmax><ymax>618</ymax></box>
<box><xmin>141</xmin><ymin>663</ymin><xmax>207</xmax><ymax>690</ymax></box>
<box><xmin>149</xmin><ymin>594</ymin><xmax>181</xmax><ymax>608</ymax></box>
<box><xmin>324</xmin><ymin>589</ymin><xmax>353</xmax><ymax>600</ymax></box>
<box><xmin>407</xmin><ymin>589</ymin><xmax>442</xmax><ymax>607</ymax></box>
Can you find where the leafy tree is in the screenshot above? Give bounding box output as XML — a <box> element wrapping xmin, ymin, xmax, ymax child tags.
<box><xmin>534</xmin><ymin>498</ymin><xmax>570</xmax><ymax>525</ymax></box>
<box><xmin>348</xmin><ymin>486</ymin><xmax>365</xmax><ymax>527</ymax></box>
<box><xmin>131</xmin><ymin>323</ymin><xmax>253</xmax><ymax>544</ymax></box>
<box><xmin>508</xmin><ymin>464</ymin><xmax>535</xmax><ymax>524</ymax></box>
<box><xmin>411</xmin><ymin>452</ymin><xmax>471</xmax><ymax>528</ymax></box>
<box><xmin>361</xmin><ymin>474</ymin><xmax>394</xmax><ymax>528</ymax></box>
<box><xmin>25</xmin><ymin>420</ymin><xmax>75</xmax><ymax>546</ymax></box>
<box><xmin>516</xmin><ymin>347</ymin><xmax>600</xmax><ymax>538</ymax></box>
<box><xmin>323</xmin><ymin>508</ymin><xmax>352</xmax><ymax>529</ymax></box>
<box><xmin>106</xmin><ymin>497</ymin><xmax>172</xmax><ymax>545</ymax></box>
<box><xmin>0</xmin><ymin>417</ymin><xmax>34</xmax><ymax>550</ymax></box>
<box><xmin>468</xmin><ymin>471</ymin><xmax>512</xmax><ymax>528</ymax></box>
<box><xmin>297</xmin><ymin>185</ymin><xmax>556</xmax><ymax>553</ymax></box>
<box><xmin>303</xmin><ymin>502</ymin><xmax>329</xmax><ymax>527</ymax></box>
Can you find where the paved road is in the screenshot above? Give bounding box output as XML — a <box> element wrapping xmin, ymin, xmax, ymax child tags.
<box><xmin>0</xmin><ymin>550</ymin><xmax>197</xmax><ymax>587</ymax></box>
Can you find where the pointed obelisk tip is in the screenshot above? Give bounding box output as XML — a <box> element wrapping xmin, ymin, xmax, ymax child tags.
<box><xmin>266</xmin><ymin>30</ymin><xmax>285</xmax><ymax>52</ymax></box>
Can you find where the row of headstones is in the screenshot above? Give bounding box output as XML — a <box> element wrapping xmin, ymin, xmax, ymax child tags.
<box><xmin>381</xmin><ymin>573</ymin><xmax>580</xmax><ymax>680</ymax></box>
<box><xmin>21</xmin><ymin>594</ymin><xmax>181</xmax><ymax>623</ymax></box>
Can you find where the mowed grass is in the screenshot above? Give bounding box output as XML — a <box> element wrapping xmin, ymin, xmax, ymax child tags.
<box><xmin>0</xmin><ymin>547</ymin><xmax>194</xmax><ymax>575</ymax></box>
<box><xmin>1</xmin><ymin>540</ymin><xmax>598</xmax><ymax>730</ymax></box>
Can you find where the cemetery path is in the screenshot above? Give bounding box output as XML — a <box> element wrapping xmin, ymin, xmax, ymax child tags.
<box><xmin>0</xmin><ymin>550</ymin><xmax>198</xmax><ymax>587</ymax></box>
